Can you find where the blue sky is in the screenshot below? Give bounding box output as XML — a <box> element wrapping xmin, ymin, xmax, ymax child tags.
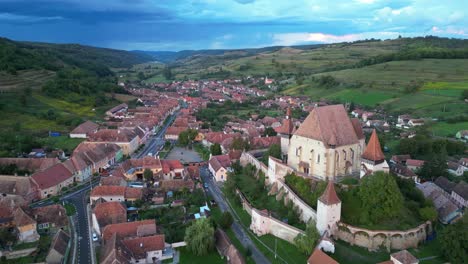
<box><xmin>0</xmin><ymin>0</ymin><xmax>467</xmax><ymax>51</ymax></box>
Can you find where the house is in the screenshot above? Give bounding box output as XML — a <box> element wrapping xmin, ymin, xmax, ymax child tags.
<box><xmin>397</xmin><ymin>115</ymin><xmax>412</xmax><ymax>125</ymax></box>
<box><xmin>119</xmin><ymin>156</ymin><xmax>162</xmax><ymax>181</ymax></box>
<box><xmin>46</xmin><ymin>229</ymin><xmax>70</xmax><ymax>264</ymax></box>
<box><xmin>106</xmin><ymin>103</ymin><xmax>128</xmax><ymax>118</ymax></box>
<box><xmin>121</xmin><ymin>234</ymin><xmax>167</xmax><ymax>263</ymax></box>
<box><xmin>32</xmin><ymin>162</ymin><xmax>75</xmax><ymax>199</ymax></box>
<box><xmin>250</xmin><ymin>136</ymin><xmax>281</xmax><ymax>150</ymax></box>
<box><xmin>0</xmin><ymin>157</ymin><xmax>60</xmax><ymax>174</ymax></box>
<box><xmin>451</xmin><ymin>181</ymin><xmax>468</xmax><ymax>208</ymax></box>
<box><xmin>417</xmin><ymin>182</ymin><xmax>462</xmax><ymax>224</ymax></box>
<box><xmin>92</xmin><ymin>201</ymin><xmax>127</xmax><ymax>236</ymax></box>
<box><xmin>378</xmin><ymin>249</ymin><xmax>418</xmax><ymax>264</ymax></box>
<box><xmin>100</xmin><ymin>176</ymin><xmax>127</xmax><ymax>186</ymax></box>
<box><xmin>0</xmin><ymin>175</ymin><xmax>40</xmax><ymax>204</ymax></box>
<box><xmin>406</xmin><ymin>159</ymin><xmax>425</xmax><ymax>171</ymax></box>
<box><xmin>209</xmin><ymin>154</ymin><xmax>232</xmax><ymax>182</ymax></box>
<box><xmin>159</xmin><ymin>179</ymin><xmax>195</xmax><ymax>192</ymax></box>
<box><xmin>215</xmin><ymin>229</ymin><xmax>245</xmax><ymax>264</ymax></box>
<box><xmin>408</xmin><ymin>119</ymin><xmax>424</xmax><ymax>127</ymax></box>
<box><xmin>88</xmin><ymin>129</ymin><xmax>139</xmax><ymax>155</ymax></box>
<box><xmin>101</xmin><ymin>219</ymin><xmax>156</xmax><ymax>241</ymax></box>
<box><xmin>164</xmin><ymin>126</ymin><xmax>186</xmax><ymax>141</ymax></box>
<box><xmin>73</xmin><ymin>142</ymin><xmax>122</xmax><ymax>178</ymax></box>
<box><xmin>287</xmin><ymin>105</ymin><xmax>365</xmax><ymax>180</ymax></box>
<box><xmin>69</xmin><ymin>120</ymin><xmax>99</xmax><ymax>138</ymax></box>
<box><xmin>455</xmin><ymin>130</ymin><xmax>468</xmax><ymax>141</ymax></box>
<box><xmin>390</xmin><ymin>155</ymin><xmax>412</xmax><ymax>165</ymax></box>
<box><xmin>90</xmin><ymin>186</ymin><xmax>143</xmax><ymax>204</ymax></box>
<box><xmin>31</xmin><ymin>204</ymin><xmax>68</xmax><ymax>233</ymax></box>
<box><xmin>307</xmin><ymin>247</ymin><xmax>338</xmax><ymax>264</ymax></box>
<box><xmin>447</xmin><ymin>161</ymin><xmax>464</xmax><ymax>176</ymax></box>
<box><xmin>460</xmin><ymin>158</ymin><xmax>468</xmax><ymax>171</ymax></box>
<box><xmin>161</xmin><ymin>160</ymin><xmax>185</xmax><ymax>180</ymax></box>
<box><xmin>13</xmin><ymin>207</ymin><xmax>40</xmax><ymax>242</ymax></box>
<box><xmin>390</xmin><ymin>163</ymin><xmax>418</xmax><ymax>182</ymax></box>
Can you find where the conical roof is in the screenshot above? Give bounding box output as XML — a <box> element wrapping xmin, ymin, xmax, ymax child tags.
<box><xmin>286</xmin><ymin>107</ymin><xmax>292</xmax><ymax>118</ymax></box>
<box><xmin>319</xmin><ymin>181</ymin><xmax>341</xmax><ymax>205</ymax></box>
<box><xmin>362</xmin><ymin>129</ymin><xmax>385</xmax><ymax>162</ymax></box>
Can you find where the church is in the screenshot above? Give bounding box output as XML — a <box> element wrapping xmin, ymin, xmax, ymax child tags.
<box><xmin>284</xmin><ymin>104</ymin><xmax>366</xmax><ymax>181</ymax></box>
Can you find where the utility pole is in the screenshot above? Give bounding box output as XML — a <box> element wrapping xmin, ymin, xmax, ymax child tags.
<box><xmin>275</xmin><ymin>237</ymin><xmax>277</xmax><ymax>259</ymax></box>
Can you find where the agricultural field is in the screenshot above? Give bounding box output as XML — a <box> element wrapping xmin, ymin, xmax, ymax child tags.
<box><xmin>0</xmin><ymin>69</ymin><xmax>55</xmax><ymax>92</ymax></box>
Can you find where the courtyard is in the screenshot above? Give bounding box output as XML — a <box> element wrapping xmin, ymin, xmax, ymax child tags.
<box><xmin>165</xmin><ymin>146</ymin><xmax>203</xmax><ymax>164</ymax></box>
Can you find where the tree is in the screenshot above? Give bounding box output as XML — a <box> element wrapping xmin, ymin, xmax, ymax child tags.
<box><xmin>358</xmin><ymin>172</ymin><xmax>404</xmax><ymax>224</ymax></box>
<box><xmin>163</xmin><ymin>66</ymin><xmax>173</xmax><ymax>80</ymax></box>
<box><xmin>461</xmin><ymin>89</ymin><xmax>468</xmax><ymax>100</ymax></box>
<box><xmin>419</xmin><ymin>206</ymin><xmax>437</xmax><ymax>222</ymax></box>
<box><xmin>210</xmin><ymin>143</ymin><xmax>222</xmax><ymax>155</ymax></box>
<box><xmin>231</xmin><ymin>137</ymin><xmax>250</xmax><ymax>151</ymax></box>
<box><xmin>418</xmin><ymin>151</ymin><xmax>448</xmax><ymax>181</ymax></box>
<box><xmin>137</xmin><ymin>71</ymin><xmax>145</xmax><ymax>80</ymax></box>
<box><xmin>219</xmin><ymin>212</ymin><xmax>233</xmax><ymax>230</ymax></box>
<box><xmin>294</xmin><ymin>221</ymin><xmax>320</xmax><ymax>255</ymax></box>
<box><xmin>143</xmin><ymin>169</ymin><xmax>154</xmax><ymax>182</ymax></box>
<box><xmin>349</xmin><ymin>102</ymin><xmax>356</xmax><ymax>112</ymax></box>
<box><xmin>266</xmin><ymin>144</ymin><xmax>281</xmax><ymax>160</ymax></box>
<box><xmin>440</xmin><ymin>214</ymin><xmax>468</xmax><ymax>263</ymax></box>
<box><xmin>184</xmin><ymin>218</ymin><xmax>215</xmax><ymax>256</ymax></box>
<box><xmin>0</xmin><ymin>228</ymin><xmax>17</xmax><ymax>248</ymax></box>
<box><xmin>263</xmin><ymin>127</ymin><xmax>277</xmax><ymax>137</ymax></box>
<box><xmin>178</xmin><ymin>129</ymin><xmax>197</xmax><ymax>147</ymax></box>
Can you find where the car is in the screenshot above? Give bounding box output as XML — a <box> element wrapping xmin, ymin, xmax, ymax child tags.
<box><xmin>92</xmin><ymin>233</ymin><xmax>98</xmax><ymax>242</ymax></box>
<box><xmin>204</xmin><ymin>183</ymin><xmax>209</xmax><ymax>189</ymax></box>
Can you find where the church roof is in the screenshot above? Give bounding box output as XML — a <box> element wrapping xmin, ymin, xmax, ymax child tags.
<box><xmin>294</xmin><ymin>105</ymin><xmax>360</xmax><ymax>147</ymax></box>
<box><xmin>319</xmin><ymin>181</ymin><xmax>341</xmax><ymax>205</ymax></box>
<box><xmin>362</xmin><ymin>129</ymin><xmax>385</xmax><ymax>162</ymax></box>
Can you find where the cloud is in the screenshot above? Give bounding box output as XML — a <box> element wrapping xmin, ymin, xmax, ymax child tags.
<box><xmin>0</xmin><ymin>12</ymin><xmax>63</xmax><ymax>22</ymax></box>
<box><xmin>431</xmin><ymin>26</ymin><xmax>468</xmax><ymax>37</ymax></box>
<box><xmin>272</xmin><ymin>31</ymin><xmax>402</xmax><ymax>46</ymax></box>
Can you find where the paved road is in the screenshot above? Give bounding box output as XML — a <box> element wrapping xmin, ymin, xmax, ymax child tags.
<box><xmin>135</xmin><ymin>112</ymin><xmax>178</xmax><ymax>159</ymax></box>
<box><xmin>200</xmin><ymin>166</ymin><xmax>270</xmax><ymax>264</ymax></box>
<box><xmin>63</xmin><ymin>188</ymin><xmax>93</xmax><ymax>264</ymax></box>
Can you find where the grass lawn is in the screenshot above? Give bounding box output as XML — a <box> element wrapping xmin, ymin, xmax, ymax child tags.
<box><xmin>330</xmin><ymin>239</ymin><xmax>390</xmax><ymax>264</ymax></box>
<box><xmin>422</xmin><ymin>81</ymin><xmax>468</xmax><ymax>90</ymax></box>
<box><xmin>408</xmin><ymin>238</ymin><xmax>445</xmax><ymax>264</ymax></box>
<box><xmin>178</xmin><ymin>247</ymin><xmax>224</xmax><ymax>264</ymax></box>
<box><xmin>253</xmin><ymin>234</ymin><xmax>308</xmax><ymax>264</ymax></box>
<box><xmin>325</xmin><ymin>89</ymin><xmax>395</xmax><ymax>106</ymax></box>
<box><xmin>430</xmin><ymin>121</ymin><xmax>468</xmax><ymax>137</ymax></box>
<box><xmin>193</xmin><ymin>143</ymin><xmax>210</xmax><ymax>161</ymax></box>
<box><xmin>39</xmin><ymin>136</ymin><xmax>84</xmax><ymax>152</ymax></box>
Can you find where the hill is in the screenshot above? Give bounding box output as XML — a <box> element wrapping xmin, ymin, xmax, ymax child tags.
<box><xmin>0</xmin><ymin>37</ymin><xmax>153</xmax><ymax>156</ymax></box>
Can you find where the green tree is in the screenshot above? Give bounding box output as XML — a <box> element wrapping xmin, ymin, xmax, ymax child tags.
<box><xmin>358</xmin><ymin>172</ymin><xmax>404</xmax><ymax>224</ymax></box>
<box><xmin>184</xmin><ymin>218</ymin><xmax>215</xmax><ymax>256</ymax></box>
<box><xmin>137</xmin><ymin>71</ymin><xmax>145</xmax><ymax>80</ymax></box>
<box><xmin>0</xmin><ymin>228</ymin><xmax>17</xmax><ymax>247</ymax></box>
<box><xmin>439</xmin><ymin>214</ymin><xmax>468</xmax><ymax>263</ymax></box>
<box><xmin>210</xmin><ymin>143</ymin><xmax>222</xmax><ymax>155</ymax></box>
<box><xmin>219</xmin><ymin>212</ymin><xmax>233</xmax><ymax>230</ymax></box>
<box><xmin>294</xmin><ymin>221</ymin><xmax>320</xmax><ymax>255</ymax></box>
<box><xmin>266</xmin><ymin>144</ymin><xmax>281</xmax><ymax>160</ymax></box>
<box><xmin>419</xmin><ymin>206</ymin><xmax>437</xmax><ymax>222</ymax></box>
<box><xmin>418</xmin><ymin>151</ymin><xmax>448</xmax><ymax>181</ymax></box>
<box><xmin>231</xmin><ymin>137</ymin><xmax>250</xmax><ymax>151</ymax></box>
<box><xmin>263</xmin><ymin>127</ymin><xmax>277</xmax><ymax>137</ymax></box>
<box><xmin>143</xmin><ymin>169</ymin><xmax>154</xmax><ymax>182</ymax></box>
<box><xmin>163</xmin><ymin>66</ymin><xmax>173</xmax><ymax>80</ymax></box>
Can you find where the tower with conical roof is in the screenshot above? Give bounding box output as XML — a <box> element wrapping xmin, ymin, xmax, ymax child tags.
<box><xmin>360</xmin><ymin>129</ymin><xmax>389</xmax><ymax>178</ymax></box>
<box><xmin>316</xmin><ymin>180</ymin><xmax>341</xmax><ymax>235</ymax></box>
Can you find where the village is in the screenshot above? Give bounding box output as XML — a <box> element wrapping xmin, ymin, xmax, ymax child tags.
<box><xmin>0</xmin><ymin>76</ymin><xmax>466</xmax><ymax>264</ymax></box>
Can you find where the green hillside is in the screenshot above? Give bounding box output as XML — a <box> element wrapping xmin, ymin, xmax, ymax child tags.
<box><xmin>0</xmin><ymin>37</ymin><xmax>153</xmax><ymax>156</ymax></box>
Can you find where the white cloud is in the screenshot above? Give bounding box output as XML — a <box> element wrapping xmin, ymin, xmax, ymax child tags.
<box><xmin>272</xmin><ymin>31</ymin><xmax>402</xmax><ymax>46</ymax></box>
<box><xmin>0</xmin><ymin>12</ymin><xmax>63</xmax><ymax>22</ymax></box>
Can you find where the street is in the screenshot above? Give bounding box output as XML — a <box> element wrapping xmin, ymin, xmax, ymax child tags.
<box><xmin>63</xmin><ymin>188</ymin><xmax>93</xmax><ymax>264</ymax></box>
<box><xmin>134</xmin><ymin>112</ymin><xmax>178</xmax><ymax>159</ymax></box>
<box><xmin>200</xmin><ymin>166</ymin><xmax>271</xmax><ymax>264</ymax></box>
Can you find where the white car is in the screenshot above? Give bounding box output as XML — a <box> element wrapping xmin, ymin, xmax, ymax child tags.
<box><xmin>92</xmin><ymin>233</ymin><xmax>98</xmax><ymax>242</ymax></box>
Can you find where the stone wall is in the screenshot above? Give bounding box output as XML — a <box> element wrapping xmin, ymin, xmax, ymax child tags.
<box><xmin>276</xmin><ymin>179</ymin><xmax>317</xmax><ymax>223</ymax></box>
<box><xmin>240</xmin><ymin>152</ymin><xmax>268</xmax><ymax>175</ymax></box>
<box><xmin>0</xmin><ymin>247</ymin><xmax>37</xmax><ymax>259</ymax></box>
<box><xmin>236</xmin><ymin>190</ymin><xmax>304</xmax><ymax>243</ymax></box>
<box><xmin>334</xmin><ymin>221</ymin><xmax>432</xmax><ymax>251</ymax></box>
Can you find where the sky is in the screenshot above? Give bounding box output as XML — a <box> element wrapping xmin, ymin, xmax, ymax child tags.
<box><xmin>0</xmin><ymin>0</ymin><xmax>467</xmax><ymax>51</ymax></box>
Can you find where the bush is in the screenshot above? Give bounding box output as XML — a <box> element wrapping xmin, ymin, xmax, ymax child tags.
<box><xmin>219</xmin><ymin>212</ymin><xmax>233</xmax><ymax>230</ymax></box>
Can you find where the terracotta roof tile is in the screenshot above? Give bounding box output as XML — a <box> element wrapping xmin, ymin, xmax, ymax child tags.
<box><xmin>32</xmin><ymin>163</ymin><xmax>74</xmax><ymax>189</ymax></box>
<box><xmin>319</xmin><ymin>181</ymin><xmax>341</xmax><ymax>205</ymax></box>
<box><xmin>295</xmin><ymin>105</ymin><xmax>360</xmax><ymax>148</ymax></box>
<box><xmin>390</xmin><ymin>250</ymin><xmax>418</xmax><ymax>264</ymax></box>
<box><xmin>122</xmin><ymin>234</ymin><xmax>165</xmax><ymax>259</ymax></box>
<box><xmin>102</xmin><ymin>219</ymin><xmax>156</xmax><ymax>241</ymax></box>
<box><xmin>362</xmin><ymin>129</ymin><xmax>385</xmax><ymax>162</ymax></box>
<box><xmin>71</xmin><ymin>120</ymin><xmax>99</xmax><ymax>135</ymax></box>
<box><xmin>307</xmin><ymin>248</ymin><xmax>338</xmax><ymax>264</ymax></box>
<box><xmin>94</xmin><ymin>202</ymin><xmax>127</xmax><ymax>228</ymax></box>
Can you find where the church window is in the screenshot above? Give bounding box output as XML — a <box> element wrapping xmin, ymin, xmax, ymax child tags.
<box><xmin>343</xmin><ymin>150</ymin><xmax>347</xmax><ymax>160</ymax></box>
<box><xmin>317</xmin><ymin>154</ymin><xmax>320</xmax><ymax>163</ymax></box>
<box><xmin>350</xmin><ymin>149</ymin><xmax>355</xmax><ymax>160</ymax></box>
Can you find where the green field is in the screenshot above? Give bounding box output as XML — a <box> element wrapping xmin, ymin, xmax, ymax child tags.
<box><xmin>325</xmin><ymin>89</ymin><xmax>395</xmax><ymax>106</ymax></box>
<box><xmin>430</xmin><ymin>121</ymin><xmax>468</xmax><ymax>137</ymax></box>
<box><xmin>0</xmin><ymin>69</ymin><xmax>55</xmax><ymax>92</ymax></box>
<box><xmin>178</xmin><ymin>247</ymin><xmax>224</xmax><ymax>264</ymax></box>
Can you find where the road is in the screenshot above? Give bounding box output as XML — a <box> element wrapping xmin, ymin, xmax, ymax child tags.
<box><xmin>200</xmin><ymin>166</ymin><xmax>270</xmax><ymax>264</ymax></box>
<box><xmin>135</xmin><ymin>112</ymin><xmax>178</xmax><ymax>159</ymax></box>
<box><xmin>63</xmin><ymin>186</ymin><xmax>93</xmax><ymax>264</ymax></box>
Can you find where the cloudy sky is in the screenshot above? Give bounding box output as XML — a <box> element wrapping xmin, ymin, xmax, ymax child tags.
<box><xmin>0</xmin><ymin>0</ymin><xmax>467</xmax><ymax>51</ymax></box>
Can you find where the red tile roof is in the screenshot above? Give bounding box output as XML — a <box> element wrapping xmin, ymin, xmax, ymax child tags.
<box><xmin>32</xmin><ymin>163</ymin><xmax>74</xmax><ymax>189</ymax></box>
<box><xmin>406</xmin><ymin>159</ymin><xmax>425</xmax><ymax>167</ymax></box>
<box><xmin>71</xmin><ymin>120</ymin><xmax>99</xmax><ymax>135</ymax></box>
<box><xmin>161</xmin><ymin>160</ymin><xmax>184</xmax><ymax>174</ymax></box>
<box><xmin>91</xmin><ymin>186</ymin><xmax>126</xmax><ymax>197</ymax></box>
<box><xmin>121</xmin><ymin>234</ymin><xmax>165</xmax><ymax>259</ymax></box>
<box><xmin>94</xmin><ymin>202</ymin><xmax>127</xmax><ymax>228</ymax></box>
<box><xmin>319</xmin><ymin>181</ymin><xmax>341</xmax><ymax>205</ymax></box>
<box><xmin>102</xmin><ymin>219</ymin><xmax>156</xmax><ymax>241</ymax></box>
<box><xmin>295</xmin><ymin>104</ymin><xmax>361</xmax><ymax>147</ymax></box>
<box><xmin>362</xmin><ymin>129</ymin><xmax>385</xmax><ymax>162</ymax></box>
<box><xmin>209</xmin><ymin>154</ymin><xmax>231</xmax><ymax>172</ymax></box>
<box><xmin>308</xmin><ymin>248</ymin><xmax>338</xmax><ymax>264</ymax></box>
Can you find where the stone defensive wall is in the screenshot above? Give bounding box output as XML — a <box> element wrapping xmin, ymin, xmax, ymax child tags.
<box><xmin>236</xmin><ymin>189</ymin><xmax>304</xmax><ymax>244</ymax></box>
<box><xmin>239</xmin><ymin>151</ymin><xmax>268</xmax><ymax>175</ymax></box>
<box><xmin>335</xmin><ymin>221</ymin><xmax>432</xmax><ymax>251</ymax></box>
<box><xmin>274</xmin><ymin>179</ymin><xmax>317</xmax><ymax>223</ymax></box>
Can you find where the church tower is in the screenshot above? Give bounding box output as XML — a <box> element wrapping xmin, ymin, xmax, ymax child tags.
<box><xmin>360</xmin><ymin>129</ymin><xmax>389</xmax><ymax>178</ymax></box>
<box><xmin>316</xmin><ymin>181</ymin><xmax>341</xmax><ymax>235</ymax></box>
<box><xmin>275</xmin><ymin>107</ymin><xmax>294</xmax><ymax>158</ymax></box>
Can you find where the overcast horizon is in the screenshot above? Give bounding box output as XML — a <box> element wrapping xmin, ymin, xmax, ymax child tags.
<box><xmin>0</xmin><ymin>0</ymin><xmax>467</xmax><ymax>51</ymax></box>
